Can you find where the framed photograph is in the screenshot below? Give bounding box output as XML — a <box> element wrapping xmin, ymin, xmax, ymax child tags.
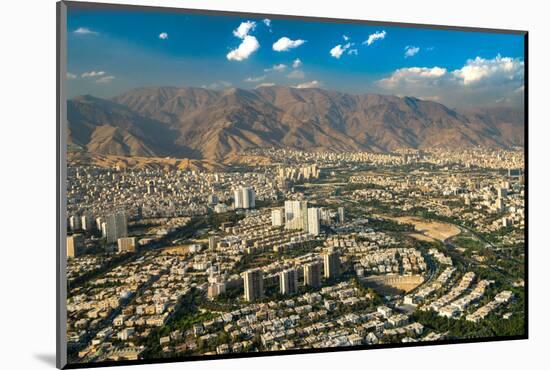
<box><xmin>57</xmin><ymin>1</ymin><xmax>527</xmax><ymax>368</ymax></box>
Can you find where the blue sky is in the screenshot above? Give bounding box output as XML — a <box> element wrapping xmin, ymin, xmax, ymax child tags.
<box><xmin>66</xmin><ymin>6</ymin><xmax>525</xmax><ymax>109</ymax></box>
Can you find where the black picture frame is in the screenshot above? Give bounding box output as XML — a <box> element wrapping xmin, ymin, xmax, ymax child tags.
<box><xmin>56</xmin><ymin>1</ymin><xmax>528</xmax><ymax>369</ymax></box>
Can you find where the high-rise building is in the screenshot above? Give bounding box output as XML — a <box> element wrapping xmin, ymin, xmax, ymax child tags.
<box><xmin>146</xmin><ymin>182</ymin><xmax>154</xmax><ymax>195</ymax></box>
<box><xmin>280</xmin><ymin>269</ymin><xmax>299</xmax><ymax>295</ymax></box>
<box><xmin>67</xmin><ymin>234</ymin><xmax>84</xmax><ymax>258</ymax></box>
<box><xmin>304</xmin><ymin>261</ymin><xmax>322</xmax><ymax>288</ymax></box>
<box><xmin>104</xmin><ymin>211</ymin><xmax>128</xmax><ymax>243</ymax></box>
<box><xmin>284</xmin><ymin>200</ymin><xmax>308</xmax><ymax>230</ymax></box>
<box><xmin>320</xmin><ymin>208</ymin><xmax>330</xmax><ymax>226</ymax></box>
<box><xmin>117</xmin><ymin>237</ymin><xmax>137</xmax><ymax>253</ymax></box>
<box><xmin>271</xmin><ymin>209</ymin><xmax>284</xmax><ymax>227</ymax></box>
<box><xmin>234</xmin><ymin>186</ymin><xmax>256</xmax><ymax>209</ymax></box>
<box><xmin>338</xmin><ymin>207</ymin><xmax>345</xmax><ymax>224</ymax></box>
<box><xmin>81</xmin><ymin>215</ymin><xmax>93</xmax><ymax>231</ymax></box>
<box><xmin>323</xmin><ymin>248</ymin><xmax>340</xmax><ymax>279</ymax></box>
<box><xmin>496</xmin><ymin>198</ymin><xmax>505</xmax><ymax>212</ymax></box>
<box><xmin>95</xmin><ymin>217</ymin><xmax>104</xmax><ymax>231</ymax></box>
<box><xmin>300</xmin><ymin>164</ymin><xmax>319</xmax><ymax>180</ymax></box>
<box><xmin>242</xmin><ymin>186</ymin><xmax>255</xmax><ymax>209</ymax></box>
<box><xmin>279</xmin><ymin>164</ymin><xmax>320</xmax><ymax>181</ymax></box>
<box><xmin>242</xmin><ymin>268</ymin><xmax>264</xmax><ymax>302</ymax></box>
<box><xmin>69</xmin><ymin>215</ymin><xmax>81</xmax><ymax>231</ymax></box>
<box><xmin>207</xmin><ymin>282</ymin><xmax>227</xmax><ymax>299</ymax></box>
<box><xmin>209</xmin><ymin>236</ymin><xmax>219</xmax><ymax>251</ymax></box>
<box><xmin>307</xmin><ymin>207</ymin><xmax>321</xmax><ymax>236</ymax></box>
<box><xmin>234</xmin><ymin>188</ymin><xmax>243</xmax><ymax>209</ymax></box>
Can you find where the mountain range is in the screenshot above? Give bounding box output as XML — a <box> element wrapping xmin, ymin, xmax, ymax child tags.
<box><xmin>67</xmin><ymin>85</ymin><xmax>524</xmax><ymax>162</ymax></box>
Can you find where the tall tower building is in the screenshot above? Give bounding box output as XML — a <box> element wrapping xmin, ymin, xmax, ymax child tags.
<box><xmin>271</xmin><ymin>209</ymin><xmax>284</xmax><ymax>227</ymax></box>
<box><xmin>242</xmin><ymin>187</ymin><xmax>256</xmax><ymax>209</ymax></box>
<box><xmin>208</xmin><ymin>236</ymin><xmax>219</xmax><ymax>251</ymax></box>
<box><xmin>323</xmin><ymin>248</ymin><xmax>340</xmax><ymax>279</ymax></box>
<box><xmin>284</xmin><ymin>200</ymin><xmax>308</xmax><ymax>230</ymax></box>
<box><xmin>234</xmin><ymin>188</ymin><xmax>243</xmax><ymax>209</ymax></box>
<box><xmin>81</xmin><ymin>215</ymin><xmax>93</xmax><ymax>231</ymax></box>
<box><xmin>304</xmin><ymin>261</ymin><xmax>322</xmax><ymax>288</ymax></box>
<box><xmin>338</xmin><ymin>207</ymin><xmax>345</xmax><ymax>224</ymax></box>
<box><xmin>67</xmin><ymin>234</ymin><xmax>84</xmax><ymax>258</ymax></box>
<box><xmin>307</xmin><ymin>207</ymin><xmax>321</xmax><ymax>236</ymax></box>
<box><xmin>243</xmin><ymin>268</ymin><xmax>264</xmax><ymax>302</ymax></box>
<box><xmin>234</xmin><ymin>186</ymin><xmax>255</xmax><ymax>209</ymax></box>
<box><xmin>280</xmin><ymin>269</ymin><xmax>298</xmax><ymax>295</ymax></box>
<box><xmin>95</xmin><ymin>217</ymin><xmax>104</xmax><ymax>231</ymax></box>
<box><xmin>146</xmin><ymin>181</ymin><xmax>155</xmax><ymax>195</ymax></box>
<box><xmin>69</xmin><ymin>215</ymin><xmax>81</xmax><ymax>231</ymax></box>
<box><xmin>496</xmin><ymin>197</ymin><xmax>505</xmax><ymax>212</ymax></box>
<box><xmin>105</xmin><ymin>211</ymin><xmax>128</xmax><ymax>244</ymax></box>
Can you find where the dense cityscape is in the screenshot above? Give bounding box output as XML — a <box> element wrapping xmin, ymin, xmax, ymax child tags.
<box><xmin>65</xmin><ymin>148</ymin><xmax>525</xmax><ymax>364</ymax></box>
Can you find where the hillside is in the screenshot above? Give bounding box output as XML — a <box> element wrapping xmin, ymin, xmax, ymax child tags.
<box><xmin>67</xmin><ymin>86</ymin><xmax>525</xmax><ymax>162</ymax></box>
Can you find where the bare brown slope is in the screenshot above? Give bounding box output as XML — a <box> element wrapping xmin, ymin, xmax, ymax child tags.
<box><xmin>68</xmin><ymin>151</ymin><xmax>226</xmax><ymax>172</ymax></box>
<box><xmin>460</xmin><ymin>107</ymin><xmax>525</xmax><ymax>147</ymax></box>
<box><xmin>112</xmin><ymin>86</ymin><xmax>221</xmax><ymax>125</ymax></box>
<box><xmin>68</xmin><ymin>86</ymin><xmax>524</xmax><ymax>161</ymax></box>
<box><xmin>67</xmin><ymin>95</ymin><xmax>196</xmax><ymax>157</ymax></box>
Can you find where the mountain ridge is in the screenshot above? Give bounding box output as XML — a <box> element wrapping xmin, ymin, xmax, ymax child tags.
<box><xmin>67</xmin><ymin>85</ymin><xmax>524</xmax><ymax>162</ymax></box>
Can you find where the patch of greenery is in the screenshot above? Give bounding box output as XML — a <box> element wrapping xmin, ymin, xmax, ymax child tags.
<box><xmin>412</xmin><ymin>308</ymin><xmax>524</xmax><ymax>339</ymax></box>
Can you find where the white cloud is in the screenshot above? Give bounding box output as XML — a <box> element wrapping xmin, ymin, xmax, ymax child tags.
<box><xmin>74</xmin><ymin>27</ymin><xmax>97</xmax><ymax>35</ymax></box>
<box><xmin>452</xmin><ymin>55</ymin><xmax>524</xmax><ymax>86</ymax></box>
<box><xmin>343</xmin><ymin>35</ymin><xmax>350</xmax><ymax>41</ymax></box>
<box><xmin>404</xmin><ymin>45</ymin><xmax>420</xmax><ymax>58</ymax></box>
<box><xmin>256</xmin><ymin>82</ymin><xmax>276</xmax><ymax>88</ymax></box>
<box><xmin>293</xmin><ymin>80</ymin><xmax>320</xmax><ymax>89</ymax></box>
<box><xmin>348</xmin><ymin>49</ymin><xmax>358</xmax><ymax>56</ymax></box>
<box><xmin>227</xmin><ymin>21</ymin><xmax>260</xmax><ymax>62</ymax></box>
<box><xmin>264</xmin><ymin>64</ymin><xmax>287</xmax><ymax>72</ymax></box>
<box><xmin>244</xmin><ymin>75</ymin><xmax>266</xmax><ymax>83</ymax></box>
<box><xmin>364</xmin><ymin>30</ymin><xmax>386</xmax><ymax>46</ymax></box>
<box><xmin>233</xmin><ymin>21</ymin><xmax>256</xmax><ymax>39</ymax></box>
<box><xmin>287</xmin><ymin>70</ymin><xmax>305</xmax><ymax>79</ymax></box>
<box><xmin>379</xmin><ymin>66</ymin><xmax>448</xmax><ymax>88</ymax></box>
<box><xmin>330</xmin><ymin>43</ymin><xmax>352</xmax><ymax>59</ymax></box>
<box><xmin>81</xmin><ymin>70</ymin><xmax>106</xmax><ymax>78</ymax></box>
<box><xmin>273</xmin><ymin>37</ymin><xmax>306</xmax><ymax>52</ymax></box>
<box><xmin>227</xmin><ymin>35</ymin><xmax>260</xmax><ymax>61</ymax></box>
<box><xmin>377</xmin><ymin>55</ymin><xmax>524</xmax><ymax>108</ymax></box>
<box><xmin>292</xmin><ymin>58</ymin><xmax>302</xmax><ymax>68</ymax></box>
<box><xmin>330</xmin><ymin>45</ymin><xmax>344</xmax><ymax>59</ymax></box>
<box><xmin>66</xmin><ymin>72</ymin><xmax>77</xmax><ymax>80</ymax></box>
<box><xmin>159</xmin><ymin>32</ymin><xmax>168</xmax><ymax>40</ymax></box>
<box><xmin>263</xmin><ymin>19</ymin><xmax>271</xmax><ymax>27</ymax></box>
<box><xmin>80</xmin><ymin>70</ymin><xmax>115</xmax><ymax>83</ymax></box>
<box><xmin>95</xmin><ymin>75</ymin><xmax>115</xmax><ymax>84</ymax></box>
